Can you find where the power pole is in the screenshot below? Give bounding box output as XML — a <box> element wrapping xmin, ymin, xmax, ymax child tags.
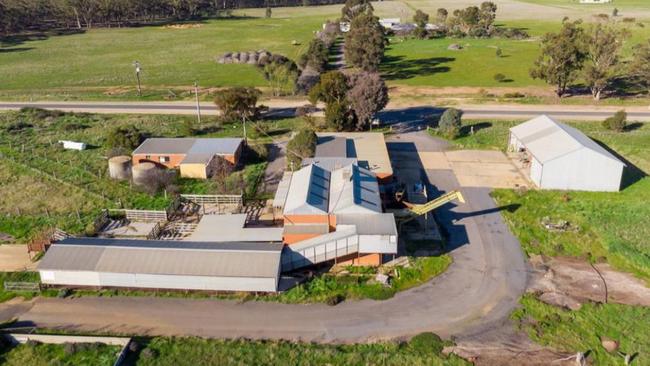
<box><xmin>194</xmin><ymin>81</ymin><xmax>202</xmax><ymax>125</ymax></box>
<box><xmin>133</xmin><ymin>61</ymin><xmax>142</xmax><ymax>97</ymax></box>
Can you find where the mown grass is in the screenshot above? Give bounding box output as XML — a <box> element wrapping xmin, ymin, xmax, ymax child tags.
<box><xmin>0</xmin><ymin>341</ymin><xmax>120</xmax><ymax>366</ymax></box>
<box><xmin>512</xmin><ymin>294</ymin><xmax>650</xmax><ymax>365</ymax></box>
<box><xmin>0</xmin><ymin>110</ymin><xmax>303</xmax><ymax>240</ymax></box>
<box><xmin>127</xmin><ymin>334</ymin><xmax>469</xmax><ymax>366</ymax></box>
<box><xmin>433</xmin><ymin>119</ymin><xmax>650</xmax><ymax>281</ymax></box>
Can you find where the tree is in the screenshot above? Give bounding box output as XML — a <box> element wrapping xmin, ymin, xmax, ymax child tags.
<box><xmin>286</xmin><ymin>129</ymin><xmax>317</xmax><ymax>169</ymax></box>
<box><xmin>630</xmin><ymin>40</ymin><xmax>650</xmax><ymax>93</ymax></box>
<box><xmin>341</xmin><ymin>0</ymin><xmax>373</xmax><ymax>22</ymax></box>
<box><xmin>345</xmin><ymin>12</ymin><xmax>385</xmax><ymax>72</ymax></box>
<box><xmin>530</xmin><ymin>20</ymin><xmax>588</xmax><ymax>97</ymax></box>
<box><xmin>479</xmin><ymin>1</ymin><xmax>497</xmax><ymax>33</ymax></box>
<box><xmin>309</xmin><ymin>71</ymin><xmax>355</xmax><ymax>131</ymax></box>
<box><xmin>602</xmin><ymin>110</ymin><xmax>627</xmax><ymax>132</ymax></box>
<box><xmin>435</xmin><ymin>8</ymin><xmax>448</xmax><ymax>25</ymax></box>
<box><xmin>262</xmin><ymin>59</ymin><xmax>299</xmax><ymax>96</ymax></box>
<box><xmin>584</xmin><ymin>24</ymin><xmax>627</xmax><ymax>100</ymax></box>
<box><xmin>105</xmin><ymin>125</ymin><xmax>144</xmax><ymax>150</ymax></box>
<box><xmin>493</xmin><ymin>73</ymin><xmax>506</xmax><ymax>82</ymax></box>
<box><xmin>438</xmin><ymin>108</ymin><xmax>463</xmax><ymax>138</ymax></box>
<box><xmin>265</xmin><ymin>6</ymin><xmax>271</xmax><ymax>18</ymax></box>
<box><xmin>413</xmin><ymin>9</ymin><xmax>429</xmax><ymax>39</ymax></box>
<box><xmin>308</xmin><ymin>71</ymin><xmax>348</xmax><ymax>105</ymax></box>
<box><xmin>214</xmin><ymin>87</ymin><xmax>261</xmax><ymax>122</ymax></box>
<box><xmin>299</xmin><ymin>38</ymin><xmax>329</xmax><ymax>72</ymax></box>
<box><xmin>346</xmin><ymin>72</ymin><xmax>389</xmax><ymax>130</ymax></box>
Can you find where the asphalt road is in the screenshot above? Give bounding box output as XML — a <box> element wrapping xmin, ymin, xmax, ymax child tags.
<box><xmin>3</xmin><ymin>133</ymin><xmax>528</xmax><ymax>343</ymax></box>
<box><xmin>2</xmin><ymin>101</ymin><xmax>650</xmax><ymax>121</ymax></box>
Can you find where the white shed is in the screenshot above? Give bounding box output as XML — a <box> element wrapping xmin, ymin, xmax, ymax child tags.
<box><xmin>38</xmin><ymin>238</ymin><xmax>283</xmax><ymax>292</ymax></box>
<box><xmin>509</xmin><ymin>115</ymin><xmax>625</xmax><ymax>192</ymax></box>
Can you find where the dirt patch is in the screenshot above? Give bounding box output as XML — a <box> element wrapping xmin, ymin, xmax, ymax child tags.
<box><xmin>528</xmin><ymin>255</ymin><xmax>650</xmax><ymax>309</ymax></box>
<box><xmin>163</xmin><ymin>23</ymin><xmax>202</xmax><ymax>29</ymax></box>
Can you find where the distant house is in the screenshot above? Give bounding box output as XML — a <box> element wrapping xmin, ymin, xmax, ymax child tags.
<box><xmin>509</xmin><ymin>115</ymin><xmax>625</xmax><ymax>192</ymax></box>
<box><xmin>379</xmin><ymin>18</ymin><xmax>401</xmax><ymax>29</ymax></box>
<box><xmin>132</xmin><ymin>138</ymin><xmax>244</xmax><ymax>179</ymax></box>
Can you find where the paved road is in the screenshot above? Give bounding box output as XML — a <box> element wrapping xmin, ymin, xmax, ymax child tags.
<box><xmin>4</xmin><ymin>132</ymin><xmax>528</xmax><ymax>343</ymax></box>
<box><xmin>2</xmin><ymin>101</ymin><xmax>650</xmax><ymax>121</ymax></box>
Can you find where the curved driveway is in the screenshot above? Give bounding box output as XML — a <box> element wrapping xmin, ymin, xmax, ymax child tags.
<box><xmin>9</xmin><ymin>133</ymin><xmax>528</xmax><ymax>342</ymax></box>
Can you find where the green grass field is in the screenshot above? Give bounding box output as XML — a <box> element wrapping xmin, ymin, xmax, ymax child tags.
<box><xmin>2</xmin><ymin>3</ymin><xmax>650</xmax><ymax>99</ymax></box>
<box><xmin>125</xmin><ymin>335</ymin><xmax>469</xmax><ymax>366</ymax></box>
<box><xmin>436</xmin><ymin>119</ymin><xmax>650</xmax><ymax>281</ymax></box>
<box><xmin>0</xmin><ymin>341</ymin><xmax>120</xmax><ymax>366</ymax></box>
<box><xmin>0</xmin><ymin>109</ymin><xmax>300</xmax><ymax>240</ymax></box>
<box><xmin>513</xmin><ymin>294</ymin><xmax>650</xmax><ymax>365</ymax></box>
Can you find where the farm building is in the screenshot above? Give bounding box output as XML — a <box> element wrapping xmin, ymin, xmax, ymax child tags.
<box><xmin>315</xmin><ymin>132</ymin><xmax>393</xmax><ymax>182</ymax></box>
<box><xmin>509</xmin><ymin>115</ymin><xmax>625</xmax><ymax>192</ymax></box>
<box><xmin>38</xmin><ymin>238</ymin><xmax>282</xmax><ymax>292</ymax></box>
<box><xmin>132</xmin><ymin>138</ymin><xmax>244</xmax><ymax>179</ymax></box>
<box><xmin>274</xmin><ymin>162</ymin><xmax>398</xmax><ymax>268</ymax></box>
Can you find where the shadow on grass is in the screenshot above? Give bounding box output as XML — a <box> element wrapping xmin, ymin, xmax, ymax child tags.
<box><xmin>380</xmin><ymin>55</ymin><xmax>454</xmax><ymax>81</ymax></box>
<box><xmin>0</xmin><ymin>29</ymin><xmax>86</xmax><ymax>48</ymax></box>
<box><xmin>460</xmin><ymin>121</ymin><xmax>492</xmax><ymax>136</ymax></box>
<box><xmin>593</xmin><ymin>138</ymin><xmax>647</xmax><ymax>190</ymax></box>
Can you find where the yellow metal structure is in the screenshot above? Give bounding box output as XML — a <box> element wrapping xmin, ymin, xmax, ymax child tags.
<box><xmin>391</xmin><ymin>190</ymin><xmax>465</xmax><ymax>226</ymax></box>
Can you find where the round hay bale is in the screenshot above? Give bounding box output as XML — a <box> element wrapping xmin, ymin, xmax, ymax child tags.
<box><xmin>132</xmin><ymin>162</ymin><xmax>158</xmax><ymax>186</ymax></box>
<box><xmin>239</xmin><ymin>52</ymin><xmax>249</xmax><ymax>63</ymax></box>
<box><xmin>247</xmin><ymin>53</ymin><xmax>258</xmax><ymax>64</ymax></box>
<box><xmin>257</xmin><ymin>52</ymin><xmax>270</xmax><ymax>65</ymax></box>
<box><xmin>216</xmin><ymin>56</ymin><xmax>226</xmax><ymax>64</ymax></box>
<box><xmin>224</xmin><ymin>56</ymin><xmax>233</xmax><ymax>64</ymax></box>
<box><xmin>108</xmin><ymin>155</ymin><xmax>132</xmax><ymax>181</ymax></box>
<box><xmin>223</xmin><ymin>52</ymin><xmax>232</xmax><ymax>58</ymax></box>
<box><xmin>231</xmin><ymin>52</ymin><xmax>240</xmax><ymax>62</ymax></box>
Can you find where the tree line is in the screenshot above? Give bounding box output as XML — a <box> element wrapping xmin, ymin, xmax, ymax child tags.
<box><xmin>530</xmin><ymin>19</ymin><xmax>650</xmax><ymax>100</ymax></box>
<box><xmin>0</xmin><ymin>0</ymin><xmax>346</xmax><ymax>34</ymax></box>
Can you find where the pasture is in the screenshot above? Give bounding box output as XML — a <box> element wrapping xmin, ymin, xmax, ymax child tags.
<box><xmin>2</xmin><ymin>2</ymin><xmax>650</xmax><ymax>99</ymax></box>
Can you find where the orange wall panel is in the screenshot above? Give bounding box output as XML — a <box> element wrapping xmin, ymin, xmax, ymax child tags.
<box><xmin>132</xmin><ymin>153</ymin><xmax>186</xmax><ymax>169</ymax></box>
<box><xmin>337</xmin><ymin>253</ymin><xmax>382</xmax><ymax>266</ymax></box>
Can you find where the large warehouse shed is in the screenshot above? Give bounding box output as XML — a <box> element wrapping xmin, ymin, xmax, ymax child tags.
<box><xmin>38</xmin><ymin>238</ymin><xmax>283</xmax><ymax>292</ymax></box>
<box><xmin>509</xmin><ymin>115</ymin><xmax>625</xmax><ymax>192</ymax></box>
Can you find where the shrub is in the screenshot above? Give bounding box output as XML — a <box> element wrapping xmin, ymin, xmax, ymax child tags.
<box><xmin>438</xmin><ymin>108</ymin><xmax>463</xmax><ymax>139</ymax></box>
<box><xmin>214</xmin><ymin>87</ymin><xmax>262</xmax><ymax>122</ymax></box>
<box><xmin>286</xmin><ymin>129</ymin><xmax>317</xmax><ymax>169</ymax></box>
<box><xmin>105</xmin><ymin>125</ymin><xmax>144</xmax><ymax>151</ymax></box>
<box><xmin>408</xmin><ymin>332</ymin><xmax>445</xmax><ymax>355</ymax></box>
<box><xmin>57</xmin><ymin>288</ymin><xmax>71</xmax><ymax>298</ymax></box>
<box><xmin>493</xmin><ymin>73</ymin><xmax>506</xmax><ymax>82</ymax></box>
<box><xmin>128</xmin><ymin>340</ymin><xmax>140</xmax><ymax>353</ymax></box>
<box><xmin>245</xmin><ymin>143</ymin><xmax>269</xmax><ymax>163</ymax></box>
<box><xmin>495</xmin><ymin>47</ymin><xmax>503</xmax><ymax>57</ymax></box>
<box><xmin>602</xmin><ymin>110</ymin><xmax>627</xmax><ymax>132</ymax></box>
<box><xmin>140</xmin><ymin>348</ymin><xmax>158</xmax><ymax>359</ymax></box>
<box><xmin>325</xmin><ymin>294</ymin><xmax>344</xmax><ymax>306</ymax></box>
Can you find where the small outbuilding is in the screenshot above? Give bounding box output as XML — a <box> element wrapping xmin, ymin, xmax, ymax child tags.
<box><xmin>509</xmin><ymin>115</ymin><xmax>625</xmax><ymax>192</ymax></box>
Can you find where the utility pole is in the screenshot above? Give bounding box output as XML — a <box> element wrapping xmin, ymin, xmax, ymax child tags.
<box><xmin>194</xmin><ymin>81</ymin><xmax>202</xmax><ymax>125</ymax></box>
<box><xmin>133</xmin><ymin>61</ymin><xmax>142</xmax><ymax>97</ymax></box>
<box><xmin>242</xmin><ymin>118</ymin><xmax>247</xmax><ymax>143</ymax></box>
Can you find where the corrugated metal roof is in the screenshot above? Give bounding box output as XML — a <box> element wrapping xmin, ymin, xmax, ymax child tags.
<box><xmin>336</xmin><ymin>213</ymin><xmax>398</xmax><ymax>235</ymax></box>
<box><xmin>283</xmin><ymin>164</ymin><xmax>331</xmax><ymax>215</ymax></box>
<box><xmin>272</xmin><ymin>171</ymin><xmax>293</xmax><ymax>209</ymax></box>
<box><xmin>316</xmin><ymin>132</ymin><xmax>393</xmax><ymax>177</ymax></box>
<box><xmin>302</xmin><ymin>157</ymin><xmax>359</xmax><ymax>172</ymax></box>
<box><xmin>329</xmin><ymin>164</ymin><xmax>382</xmax><ymax>214</ymax></box>
<box><xmin>510</xmin><ymin>115</ymin><xmax>624</xmax><ymax>165</ymax></box>
<box><xmin>38</xmin><ymin>237</ymin><xmax>282</xmax><ymax>278</ymax></box>
<box><xmin>133</xmin><ymin>138</ymin><xmax>243</xmax><ymax>160</ymax></box>
<box><xmin>186</xmin><ymin>214</ymin><xmax>283</xmax><ymax>242</ymax></box>
<box><xmin>50</xmin><ymin>237</ymin><xmax>282</xmax><ymax>251</ymax></box>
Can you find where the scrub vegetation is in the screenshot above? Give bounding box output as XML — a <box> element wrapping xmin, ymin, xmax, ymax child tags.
<box><xmin>0</xmin><ymin>109</ymin><xmax>302</xmax><ymax>241</ymax></box>
<box><xmin>125</xmin><ymin>334</ymin><xmax>469</xmax><ymax>366</ymax></box>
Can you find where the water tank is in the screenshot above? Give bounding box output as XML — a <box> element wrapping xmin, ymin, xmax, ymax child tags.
<box><xmin>108</xmin><ymin>156</ymin><xmax>132</xmax><ymax>180</ymax></box>
<box><xmin>132</xmin><ymin>162</ymin><xmax>158</xmax><ymax>186</ymax></box>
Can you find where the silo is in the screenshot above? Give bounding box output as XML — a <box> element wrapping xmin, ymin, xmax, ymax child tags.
<box><xmin>132</xmin><ymin>162</ymin><xmax>158</xmax><ymax>186</ymax></box>
<box><xmin>108</xmin><ymin>156</ymin><xmax>132</xmax><ymax>180</ymax></box>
